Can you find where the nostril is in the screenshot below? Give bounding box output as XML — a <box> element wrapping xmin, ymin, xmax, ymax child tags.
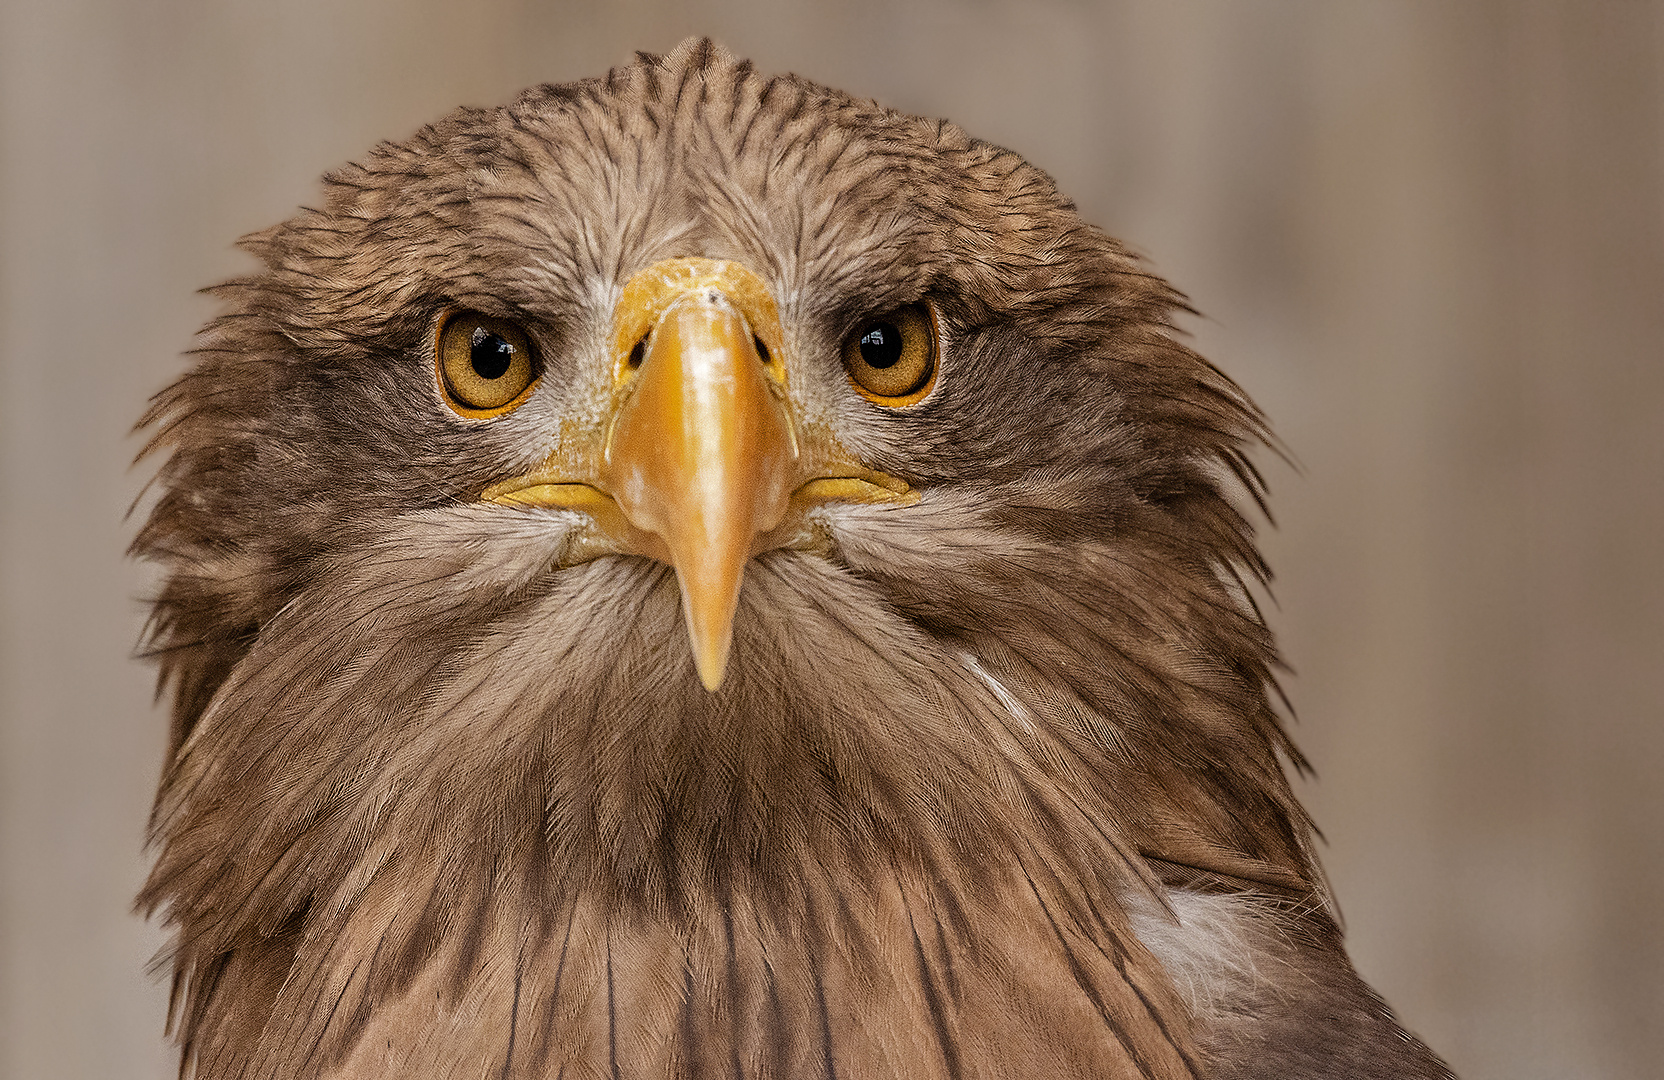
<box><xmin>628</xmin><ymin>336</ymin><xmax>647</xmax><ymax>369</ymax></box>
<box><xmin>754</xmin><ymin>335</ymin><xmax>770</xmax><ymax>364</ymax></box>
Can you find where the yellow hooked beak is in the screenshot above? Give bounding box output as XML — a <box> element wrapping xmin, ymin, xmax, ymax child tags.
<box><xmin>482</xmin><ymin>258</ymin><xmax>914</xmax><ymax>691</ymax></box>
<box><xmin>599</xmin><ymin>269</ymin><xmax>798</xmax><ymax>690</ymax></box>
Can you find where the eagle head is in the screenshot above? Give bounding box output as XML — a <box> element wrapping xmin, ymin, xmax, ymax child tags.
<box><xmin>134</xmin><ymin>37</ymin><xmax>1450</xmax><ymax>1080</ymax></box>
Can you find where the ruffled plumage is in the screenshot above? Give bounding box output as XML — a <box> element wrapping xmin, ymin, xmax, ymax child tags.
<box><xmin>134</xmin><ymin>37</ymin><xmax>1451</xmax><ymax>1080</ymax></box>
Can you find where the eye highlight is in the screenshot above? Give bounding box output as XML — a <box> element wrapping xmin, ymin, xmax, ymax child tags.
<box><xmin>436</xmin><ymin>311</ymin><xmax>538</xmax><ymax>416</ymax></box>
<box><xmin>842</xmin><ymin>303</ymin><xmax>937</xmax><ymax>405</ymax></box>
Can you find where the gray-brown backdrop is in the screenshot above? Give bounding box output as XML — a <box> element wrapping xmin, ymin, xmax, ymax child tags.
<box><xmin>2</xmin><ymin>2</ymin><xmax>1660</xmax><ymax>1078</ymax></box>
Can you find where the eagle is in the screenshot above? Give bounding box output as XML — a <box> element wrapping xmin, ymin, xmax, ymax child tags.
<box><xmin>134</xmin><ymin>38</ymin><xmax>1453</xmax><ymax>1080</ymax></box>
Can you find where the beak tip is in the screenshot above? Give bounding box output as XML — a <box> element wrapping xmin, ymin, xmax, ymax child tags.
<box><xmin>694</xmin><ymin>641</ymin><xmax>730</xmax><ymax>693</ymax></box>
<box><xmin>679</xmin><ymin>579</ymin><xmax>735</xmax><ymax>692</ymax></box>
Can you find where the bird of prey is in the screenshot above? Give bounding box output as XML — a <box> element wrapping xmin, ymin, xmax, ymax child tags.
<box><xmin>134</xmin><ymin>38</ymin><xmax>1453</xmax><ymax>1080</ymax></box>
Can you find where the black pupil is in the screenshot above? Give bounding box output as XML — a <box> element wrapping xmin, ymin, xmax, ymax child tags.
<box><xmin>858</xmin><ymin>323</ymin><xmax>904</xmax><ymax>369</ymax></box>
<box><xmin>470</xmin><ymin>326</ymin><xmax>515</xmax><ymax>380</ymax></box>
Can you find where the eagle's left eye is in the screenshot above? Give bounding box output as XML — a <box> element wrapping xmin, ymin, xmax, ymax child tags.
<box><xmin>842</xmin><ymin>303</ymin><xmax>937</xmax><ymax>405</ymax></box>
<box><xmin>436</xmin><ymin>312</ymin><xmax>539</xmax><ymax>417</ymax></box>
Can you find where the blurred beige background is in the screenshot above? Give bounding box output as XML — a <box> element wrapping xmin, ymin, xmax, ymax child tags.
<box><xmin>2</xmin><ymin>1</ymin><xmax>1660</xmax><ymax>1078</ymax></box>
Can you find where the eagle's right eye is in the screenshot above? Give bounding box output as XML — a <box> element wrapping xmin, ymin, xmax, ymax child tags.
<box><xmin>842</xmin><ymin>303</ymin><xmax>937</xmax><ymax>406</ymax></box>
<box><xmin>437</xmin><ymin>312</ymin><xmax>539</xmax><ymax>417</ymax></box>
